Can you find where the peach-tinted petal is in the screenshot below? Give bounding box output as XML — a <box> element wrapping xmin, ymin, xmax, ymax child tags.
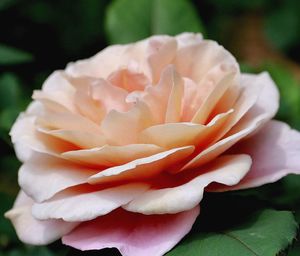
<box><xmin>38</xmin><ymin>128</ymin><xmax>106</xmax><ymax>149</ymax></box>
<box><xmin>139</xmin><ymin>123</ymin><xmax>206</xmax><ymax>148</ymax></box>
<box><xmin>174</xmin><ymin>40</ymin><xmax>238</xmax><ymax>84</ymax></box>
<box><xmin>124</xmin><ymin>155</ymin><xmax>251</xmax><ymax>214</ymax></box>
<box><xmin>181</xmin><ymin>62</ymin><xmax>238</xmax><ymax>122</ymax></box>
<box><xmin>176</xmin><ymin>32</ymin><xmax>203</xmax><ymax>48</ymax></box>
<box><xmin>142</xmin><ymin>65</ymin><xmax>184</xmax><ymax>124</ymax></box>
<box><xmin>36</xmin><ymin>111</ymin><xmax>102</xmax><ymax>135</ymax></box>
<box><xmin>88</xmin><ymin>146</ymin><xmax>194</xmax><ymax>185</ymax></box>
<box><xmin>10</xmin><ymin>115</ymin><xmax>71</xmax><ymax>157</ymax></box>
<box><xmin>35</xmin><ymin>71</ymin><xmax>76</xmax><ymax>112</ymax></box>
<box><xmin>146</xmin><ymin>35</ymin><xmax>177</xmax><ymax>83</ymax></box>
<box><xmin>65</xmin><ymin>45</ymin><xmax>130</xmax><ymax>78</ymax></box>
<box><xmin>212</xmin><ymin>121</ymin><xmax>300</xmax><ymax>191</ymax></box>
<box><xmin>32</xmin><ymin>183</ymin><xmax>150</xmax><ymax>222</ymax></box>
<box><xmin>221</xmin><ymin>72</ymin><xmax>279</xmax><ymax>138</ymax></box>
<box><xmin>19</xmin><ymin>154</ymin><xmax>97</xmax><ymax>202</ymax></box>
<box><xmin>165</xmin><ymin>68</ymin><xmax>184</xmax><ymax>123</ymax></box>
<box><xmin>101</xmin><ymin>101</ymin><xmax>153</xmax><ymax>145</ymax></box>
<box><xmin>182</xmin><ymin>73</ymin><xmax>279</xmax><ymax>170</ymax></box>
<box><xmin>62</xmin><ymin>206</ymin><xmax>200</xmax><ymax>256</ymax></box>
<box><xmin>5</xmin><ymin>191</ymin><xmax>78</xmax><ymax>245</ymax></box>
<box><xmin>192</xmin><ymin>71</ymin><xmax>237</xmax><ymax>124</ymax></box>
<box><xmin>62</xmin><ymin>144</ymin><xmax>163</xmax><ymax>167</ymax></box>
<box><xmin>108</xmin><ymin>68</ymin><xmax>149</xmax><ymax>92</ymax></box>
<box><xmin>91</xmin><ymin>78</ymin><xmax>131</xmax><ymax>113</ymax></box>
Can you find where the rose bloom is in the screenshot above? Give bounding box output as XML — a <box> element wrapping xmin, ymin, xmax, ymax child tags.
<box><xmin>5</xmin><ymin>33</ymin><xmax>300</xmax><ymax>256</ymax></box>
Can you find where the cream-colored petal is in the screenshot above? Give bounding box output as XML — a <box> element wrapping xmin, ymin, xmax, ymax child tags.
<box><xmin>182</xmin><ymin>72</ymin><xmax>279</xmax><ymax>170</ymax></box>
<box><xmin>19</xmin><ymin>154</ymin><xmax>97</xmax><ymax>202</ymax></box>
<box><xmin>191</xmin><ymin>71</ymin><xmax>237</xmax><ymax>124</ymax></box>
<box><xmin>124</xmin><ymin>154</ymin><xmax>251</xmax><ymax>214</ymax></box>
<box><xmin>101</xmin><ymin>101</ymin><xmax>153</xmax><ymax>145</ymax></box>
<box><xmin>142</xmin><ymin>65</ymin><xmax>184</xmax><ymax>124</ymax></box>
<box><xmin>88</xmin><ymin>146</ymin><xmax>195</xmax><ymax>185</ymax></box>
<box><xmin>174</xmin><ymin>40</ymin><xmax>238</xmax><ymax>84</ymax></box>
<box><xmin>139</xmin><ymin>109</ymin><xmax>233</xmax><ymax>149</ymax></box>
<box><xmin>92</xmin><ymin>78</ymin><xmax>132</xmax><ymax>113</ymax></box>
<box><xmin>5</xmin><ymin>191</ymin><xmax>78</xmax><ymax>245</ymax></box>
<box><xmin>36</xmin><ymin>111</ymin><xmax>102</xmax><ymax>135</ymax></box>
<box><xmin>139</xmin><ymin>123</ymin><xmax>206</xmax><ymax>148</ymax></box>
<box><xmin>176</xmin><ymin>33</ymin><xmax>203</xmax><ymax>48</ymax></box>
<box><xmin>146</xmin><ymin>35</ymin><xmax>177</xmax><ymax>83</ymax></box>
<box><xmin>10</xmin><ymin>115</ymin><xmax>63</xmax><ymax>157</ymax></box>
<box><xmin>66</xmin><ymin>38</ymin><xmax>148</xmax><ymax>79</ymax></box>
<box><xmin>214</xmin><ymin>72</ymin><xmax>279</xmax><ymax>140</ymax></box>
<box><xmin>182</xmin><ymin>113</ymin><xmax>268</xmax><ymax>170</ymax></box>
<box><xmin>32</xmin><ymin>183</ymin><xmax>150</xmax><ymax>222</ymax></box>
<box><xmin>62</xmin><ymin>144</ymin><xmax>163</xmax><ymax>167</ymax></box>
<box><xmin>36</xmin><ymin>71</ymin><xmax>76</xmax><ymax>112</ymax></box>
<box><xmin>165</xmin><ymin>68</ymin><xmax>184</xmax><ymax>123</ymax></box>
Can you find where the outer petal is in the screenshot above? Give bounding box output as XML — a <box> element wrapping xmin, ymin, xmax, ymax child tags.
<box><xmin>19</xmin><ymin>154</ymin><xmax>97</xmax><ymax>202</ymax></box>
<box><xmin>62</xmin><ymin>206</ymin><xmax>200</xmax><ymax>256</ymax></box>
<box><xmin>4</xmin><ymin>191</ymin><xmax>77</xmax><ymax>245</ymax></box>
<box><xmin>32</xmin><ymin>183</ymin><xmax>150</xmax><ymax>222</ymax></box>
<box><xmin>124</xmin><ymin>155</ymin><xmax>251</xmax><ymax>214</ymax></box>
<box><xmin>88</xmin><ymin>146</ymin><xmax>195</xmax><ymax>185</ymax></box>
<box><xmin>213</xmin><ymin>120</ymin><xmax>300</xmax><ymax>191</ymax></box>
<box><xmin>62</xmin><ymin>144</ymin><xmax>164</xmax><ymax>167</ymax></box>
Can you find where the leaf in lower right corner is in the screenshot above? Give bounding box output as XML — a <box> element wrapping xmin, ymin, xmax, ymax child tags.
<box><xmin>167</xmin><ymin>209</ymin><xmax>298</xmax><ymax>256</ymax></box>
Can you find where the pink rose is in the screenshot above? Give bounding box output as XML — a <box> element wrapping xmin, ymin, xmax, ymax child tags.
<box><xmin>5</xmin><ymin>33</ymin><xmax>300</xmax><ymax>256</ymax></box>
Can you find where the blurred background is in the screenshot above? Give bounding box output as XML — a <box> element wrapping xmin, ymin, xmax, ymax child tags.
<box><xmin>1</xmin><ymin>0</ymin><xmax>300</xmax><ymax>255</ymax></box>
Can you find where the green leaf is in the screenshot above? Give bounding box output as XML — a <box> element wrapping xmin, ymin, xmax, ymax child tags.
<box><xmin>0</xmin><ymin>0</ymin><xmax>18</xmax><ymax>11</ymax></box>
<box><xmin>0</xmin><ymin>73</ymin><xmax>21</xmax><ymax>110</ymax></box>
<box><xmin>105</xmin><ymin>0</ymin><xmax>205</xmax><ymax>44</ymax></box>
<box><xmin>264</xmin><ymin>5</ymin><xmax>300</xmax><ymax>50</ymax></box>
<box><xmin>167</xmin><ymin>209</ymin><xmax>298</xmax><ymax>256</ymax></box>
<box><xmin>0</xmin><ymin>44</ymin><xmax>33</xmax><ymax>65</ymax></box>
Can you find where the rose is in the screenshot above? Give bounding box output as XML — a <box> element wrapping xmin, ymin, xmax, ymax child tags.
<box><xmin>5</xmin><ymin>33</ymin><xmax>300</xmax><ymax>256</ymax></box>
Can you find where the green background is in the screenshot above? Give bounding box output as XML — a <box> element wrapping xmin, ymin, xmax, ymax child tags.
<box><xmin>1</xmin><ymin>0</ymin><xmax>300</xmax><ymax>255</ymax></box>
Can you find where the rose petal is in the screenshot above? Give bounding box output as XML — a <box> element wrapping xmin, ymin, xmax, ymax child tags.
<box><xmin>88</xmin><ymin>146</ymin><xmax>195</xmax><ymax>185</ymax></box>
<box><xmin>141</xmin><ymin>65</ymin><xmax>184</xmax><ymax>124</ymax></box>
<box><xmin>32</xmin><ymin>183</ymin><xmax>150</xmax><ymax>222</ymax></box>
<box><xmin>147</xmin><ymin>35</ymin><xmax>177</xmax><ymax>83</ymax></box>
<box><xmin>174</xmin><ymin>40</ymin><xmax>238</xmax><ymax>84</ymax></box>
<box><xmin>108</xmin><ymin>68</ymin><xmax>149</xmax><ymax>92</ymax></box>
<box><xmin>62</xmin><ymin>206</ymin><xmax>200</xmax><ymax>256</ymax></box>
<box><xmin>19</xmin><ymin>154</ymin><xmax>97</xmax><ymax>202</ymax></box>
<box><xmin>165</xmin><ymin>68</ymin><xmax>184</xmax><ymax>123</ymax></box>
<box><xmin>101</xmin><ymin>101</ymin><xmax>153</xmax><ymax>145</ymax></box>
<box><xmin>139</xmin><ymin>122</ymin><xmax>206</xmax><ymax>148</ymax></box>
<box><xmin>212</xmin><ymin>120</ymin><xmax>300</xmax><ymax>191</ymax></box>
<box><xmin>138</xmin><ymin>109</ymin><xmax>232</xmax><ymax>149</ymax></box>
<box><xmin>191</xmin><ymin>68</ymin><xmax>238</xmax><ymax>124</ymax></box>
<box><xmin>38</xmin><ymin>128</ymin><xmax>106</xmax><ymax>149</ymax></box>
<box><xmin>182</xmin><ymin>72</ymin><xmax>279</xmax><ymax>170</ymax></box>
<box><xmin>92</xmin><ymin>78</ymin><xmax>132</xmax><ymax>113</ymax></box>
<box><xmin>36</xmin><ymin>71</ymin><xmax>76</xmax><ymax>112</ymax></box>
<box><xmin>124</xmin><ymin>154</ymin><xmax>251</xmax><ymax>214</ymax></box>
<box><xmin>36</xmin><ymin>111</ymin><xmax>102</xmax><ymax>135</ymax></box>
<box><xmin>62</xmin><ymin>144</ymin><xmax>164</xmax><ymax>167</ymax></box>
<box><xmin>176</xmin><ymin>32</ymin><xmax>203</xmax><ymax>48</ymax></box>
<box><xmin>10</xmin><ymin>115</ymin><xmax>73</xmax><ymax>157</ymax></box>
<box><xmin>5</xmin><ymin>191</ymin><xmax>77</xmax><ymax>245</ymax></box>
